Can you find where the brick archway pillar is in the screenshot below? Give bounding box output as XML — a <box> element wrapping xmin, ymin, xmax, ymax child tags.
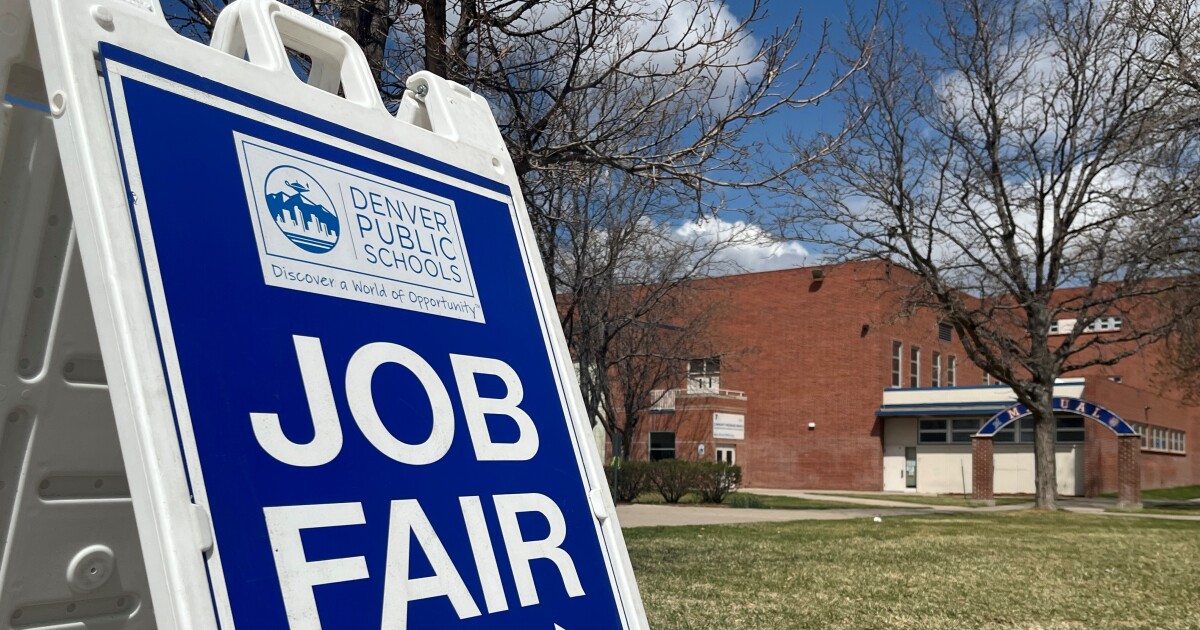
<box><xmin>971</xmin><ymin>436</ymin><xmax>995</xmax><ymax>506</ymax></box>
<box><xmin>1117</xmin><ymin>435</ymin><xmax>1142</xmax><ymax>509</ymax></box>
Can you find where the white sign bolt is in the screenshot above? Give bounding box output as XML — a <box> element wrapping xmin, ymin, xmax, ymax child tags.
<box><xmin>91</xmin><ymin>6</ymin><xmax>115</xmax><ymax>30</ymax></box>
<box><xmin>49</xmin><ymin>92</ymin><xmax>67</xmax><ymax>118</ymax></box>
<box><xmin>67</xmin><ymin>545</ymin><xmax>116</xmax><ymax>592</ymax></box>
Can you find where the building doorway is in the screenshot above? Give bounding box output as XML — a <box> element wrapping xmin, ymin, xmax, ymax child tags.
<box><xmin>905</xmin><ymin>447</ymin><xmax>917</xmax><ymax>489</ymax></box>
<box><xmin>716</xmin><ymin>444</ymin><xmax>736</xmax><ymax>465</ymax></box>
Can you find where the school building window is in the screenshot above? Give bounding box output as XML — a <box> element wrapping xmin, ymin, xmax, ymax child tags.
<box><xmin>1084</xmin><ymin>316</ymin><xmax>1123</xmax><ymax>333</ymax></box>
<box><xmin>931</xmin><ymin>352</ymin><xmax>941</xmax><ymax>387</ymax></box>
<box><xmin>1132</xmin><ymin>422</ymin><xmax>1149</xmax><ymax>448</ymax></box>
<box><xmin>688</xmin><ymin>356</ymin><xmax>720</xmax><ymax>393</ymax></box>
<box><xmin>919</xmin><ymin>419</ymin><xmax>979</xmax><ymax>443</ymax></box>
<box><xmin>649</xmin><ymin>432</ymin><xmax>676</xmax><ymax>460</ymax></box>
<box><xmin>920</xmin><ymin>417</ymin><xmax>1084</xmax><ymax>445</ymax></box>
<box><xmin>891</xmin><ymin>341</ymin><xmax>903</xmax><ymax>388</ymax></box>
<box><xmin>1056</xmin><ymin>417</ymin><xmax>1085</xmax><ymax>442</ymax></box>
<box><xmin>910</xmin><ymin>346</ymin><xmax>920</xmax><ymax>388</ymax></box>
<box><xmin>1133</xmin><ymin>424</ymin><xmax>1187</xmax><ymax>454</ymax></box>
<box><xmin>947</xmin><ymin>356</ymin><xmax>957</xmax><ymax>387</ymax></box>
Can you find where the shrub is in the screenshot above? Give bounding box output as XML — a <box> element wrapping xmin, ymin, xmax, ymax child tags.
<box><xmin>649</xmin><ymin>459</ymin><xmax>700</xmax><ymax>503</ymax></box>
<box><xmin>725</xmin><ymin>492</ymin><xmax>765</xmax><ymax>509</ymax></box>
<box><xmin>604</xmin><ymin>460</ymin><xmax>651</xmax><ymax>503</ymax></box>
<box><xmin>695</xmin><ymin>462</ymin><xmax>742</xmax><ymax>503</ymax></box>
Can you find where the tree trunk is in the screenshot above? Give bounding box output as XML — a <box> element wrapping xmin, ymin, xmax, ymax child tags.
<box><xmin>1030</xmin><ymin>390</ymin><xmax>1059</xmax><ymax>510</ymax></box>
<box><xmin>618</xmin><ymin>427</ymin><xmax>633</xmax><ymax>461</ymax></box>
<box><xmin>335</xmin><ymin>0</ymin><xmax>392</xmax><ymax>82</ymax></box>
<box><xmin>421</xmin><ymin>0</ymin><xmax>448</xmax><ymax>77</ymax></box>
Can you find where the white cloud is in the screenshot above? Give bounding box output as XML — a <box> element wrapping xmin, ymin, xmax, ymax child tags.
<box><xmin>674</xmin><ymin>217</ymin><xmax>810</xmax><ymax>274</ymax></box>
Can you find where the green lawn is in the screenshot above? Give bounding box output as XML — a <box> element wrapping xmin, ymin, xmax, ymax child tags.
<box><xmin>724</xmin><ymin>492</ymin><xmax>922</xmax><ymax>511</ymax></box>
<box><xmin>1101</xmin><ymin>485</ymin><xmax>1200</xmax><ymax>502</ymax></box>
<box><xmin>1141</xmin><ymin>485</ymin><xmax>1200</xmax><ymax>501</ymax></box>
<box><xmin>625</xmin><ymin>512</ymin><xmax>1200</xmax><ymax>629</ymax></box>
<box><xmin>828</xmin><ymin>492</ymin><xmax>1031</xmax><ymax>507</ymax></box>
<box><xmin>1100</xmin><ymin>485</ymin><xmax>1200</xmax><ymax>514</ymax></box>
<box><xmin>1109</xmin><ymin>504</ymin><xmax>1200</xmax><ymax>516</ymax></box>
<box><xmin>630</xmin><ymin>491</ymin><xmax>924</xmax><ymax>510</ymax></box>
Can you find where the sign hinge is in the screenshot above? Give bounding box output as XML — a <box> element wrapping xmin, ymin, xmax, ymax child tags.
<box><xmin>588</xmin><ymin>488</ymin><xmax>608</xmax><ymax>522</ymax></box>
<box><xmin>191</xmin><ymin>503</ymin><xmax>215</xmax><ymax>555</ymax></box>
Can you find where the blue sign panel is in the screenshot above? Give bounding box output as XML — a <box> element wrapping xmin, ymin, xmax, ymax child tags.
<box><xmin>100</xmin><ymin>45</ymin><xmax>631</xmax><ymax>629</ymax></box>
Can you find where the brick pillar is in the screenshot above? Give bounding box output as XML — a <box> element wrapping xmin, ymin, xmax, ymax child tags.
<box><xmin>972</xmin><ymin>436</ymin><xmax>995</xmax><ymax>506</ymax></box>
<box><xmin>1082</xmin><ymin>420</ymin><xmax>1102</xmax><ymax>497</ymax></box>
<box><xmin>1117</xmin><ymin>435</ymin><xmax>1142</xmax><ymax>509</ymax></box>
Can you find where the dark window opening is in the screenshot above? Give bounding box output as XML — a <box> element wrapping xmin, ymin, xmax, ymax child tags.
<box><xmin>649</xmin><ymin>432</ymin><xmax>676</xmax><ymax>461</ymax></box>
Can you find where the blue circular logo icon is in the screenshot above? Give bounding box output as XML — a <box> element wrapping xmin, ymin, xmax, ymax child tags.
<box><xmin>264</xmin><ymin>166</ymin><xmax>340</xmax><ymax>254</ymax></box>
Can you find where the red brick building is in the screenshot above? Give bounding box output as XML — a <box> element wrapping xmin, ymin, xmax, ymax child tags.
<box><xmin>619</xmin><ymin>261</ymin><xmax>1200</xmax><ymax>495</ymax></box>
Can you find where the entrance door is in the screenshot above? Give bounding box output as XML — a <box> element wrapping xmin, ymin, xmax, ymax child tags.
<box><xmin>716</xmin><ymin>445</ymin><xmax>736</xmax><ymax>465</ymax></box>
<box><xmin>905</xmin><ymin>447</ymin><xmax>917</xmax><ymax>489</ymax></box>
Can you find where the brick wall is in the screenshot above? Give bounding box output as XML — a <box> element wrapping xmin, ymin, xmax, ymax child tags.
<box><xmin>1084</xmin><ymin>377</ymin><xmax>1199</xmax><ymax>491</ymax></box>
<box><xmin>621</xmin><ymin>262</ymin><xmax>984</xmax><ymax>489</ymax></box>
<box><xmin>623</xmin><ymin>395</ymin><xmax>747</xmax><ymax>462</ymax></box>
<box><xmin>612</xmin><ymin>262</ymin><xmax>1200</xmax><ymax>492</ymax></box>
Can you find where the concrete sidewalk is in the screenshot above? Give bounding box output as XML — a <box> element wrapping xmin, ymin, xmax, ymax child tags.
<box><xmin>614</xmin><ymin>503</ymin><xmax>919</xmax><ymax>528</ymax></box>
<box><xmin>614</xmin><ymin>489</ymin><xmax>1200</xmax><ymax>528</ymax></box>
<box><xmin>743</xmin><ymin>488</ymin><xmax>1032</xmax><ymax>512</ymax></box>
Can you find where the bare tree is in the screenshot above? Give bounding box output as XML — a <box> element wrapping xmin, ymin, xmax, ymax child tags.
<box><xmin>166</xmin><ymin>0</ymin><xmax>864</xmax><ymax>289</ymax></box>
<box><xmin>1127</xmin><ymin>0</ymin><xmax>1200</xmax><ymax>399</ymax></box>
<box><xmin>555</xmin><ymin>166</ymin><xmax>735</xmax><ymax>459</ymax></box>
<box><xmin>793</xmin><ymin>0</ymin><xmax>1200</xmax><ymax>509</ymax></box>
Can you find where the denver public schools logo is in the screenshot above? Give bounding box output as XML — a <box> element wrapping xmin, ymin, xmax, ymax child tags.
<box><xmin>264</xmin><ymin>166</ymin><xmax>340</xmax><ymax>254</ymax></box>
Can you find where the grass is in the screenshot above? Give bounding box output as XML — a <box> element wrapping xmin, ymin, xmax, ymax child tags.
<box><xmin>1102</xmin><ymin>485</ymin><xmax>1200</xmax><ymax>502</ymax></box>
<box><xmin>1144</xmin><ymin>485</ymin><xmax>1200</xmax><ymax>501</ymax></box>
<box><xmin>1100</xmin><ymin>485</ymin><xmax>1200</xmax><ymax>514</ymax></box>
<box><xmin>828</xmin><ymin>492</ymin><xmax>1032</xmax><ymax>508</ymax></box>
<box><xmin>630</xmin><ymin>491</ymin><xmax>924</xmax><ymax>510</ymax></box>
<box><xmin>1108</xmin><ymin>504</ymin><xmax>1200</xmax><ymax>516</ymax></box>
<box><xmin>625</xmin><ymin>511</ymin><xmax>1200</xmax><ymax>629</ymax></box>
<box><xmin>723</xmin><ymin>492</ymin><xmax>919</xmax><ymax>511</ymax></box>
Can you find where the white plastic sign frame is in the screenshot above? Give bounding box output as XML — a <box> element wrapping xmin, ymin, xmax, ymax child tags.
<box><xmin>25</xmin><ymin>0</ymin><xmax>646</xmax><ymax>627</ymax></box>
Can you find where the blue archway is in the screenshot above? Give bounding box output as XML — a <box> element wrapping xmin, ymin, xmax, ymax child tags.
<box><xmin>976</xmin><ymin>397</ymin><xmax>1137</xmax><ymax>437</ymax></box>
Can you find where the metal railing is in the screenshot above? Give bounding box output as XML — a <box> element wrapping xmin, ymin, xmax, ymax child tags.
<box><xmin>648</xmin><ymin>387</ymin><xmax>747</xmax><ymax>412</ymax></box>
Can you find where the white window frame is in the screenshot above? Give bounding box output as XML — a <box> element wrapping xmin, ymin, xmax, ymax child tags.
<box><xmin>931</xmin><ymin>352</ymin><xmax>941</xmax><ymax>388</ymax></box>
<box><xmin>910</xmin><ymin>346</ymin><xmax>921</xmax><ymax>388</ymax></box>
<box><xmin>687</xmin><ymin>356</ymin><xmax>720</xmax><ymax>394</ymax></box>
<box><xmin>947</xmin><ymin>356</ymin><xmax>957</xmax><ymax>387</ymax></box>
<box><xmin>974</xmin><ymin>416</ymin><xmax>1084</xmax><ymax>444</ymax></box>
<box><xmin>1140</xmin><ymin>425</ymin><xmax>1187</xmax><ymax>454</ymax></box>
<box><xmin>891</xmin><ymin>340</ymin><xmax>903</xmax><ymax>388</ymax></box>
<box><xmin>918</xmin><ymin>418</ymin><xmax>981</xmax><ymax>444</ymax></box>
<box><xmin>1083</xmin><ymin>316</ymin><xmax>1123</xmax><ymax>333</ymax></box>
<box><xmin>715</xmin><ymin>444</ymin><xmax>736</xmax><ymax>465</ymax></box>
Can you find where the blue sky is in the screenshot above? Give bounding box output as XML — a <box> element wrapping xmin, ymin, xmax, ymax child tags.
<box><xmin>700</xmin><ymin>1</ymin><xmax>949</xmax><ymax>271</ymax></box>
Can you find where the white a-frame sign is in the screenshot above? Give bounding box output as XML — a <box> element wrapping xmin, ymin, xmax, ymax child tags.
<box><xmin>0</xmin><ymin>0</ymin><xmax>647</xmax><ymax>627</ymax></box>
